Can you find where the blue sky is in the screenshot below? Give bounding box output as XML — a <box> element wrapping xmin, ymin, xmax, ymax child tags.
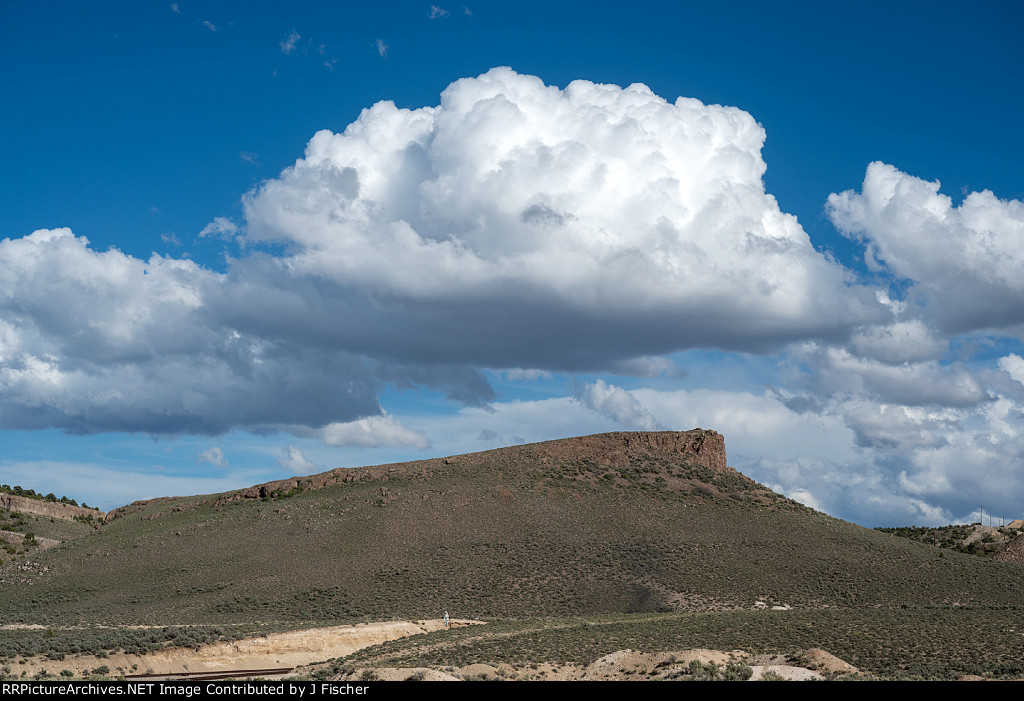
<box><xmin>2</xmin><ymin>1</ymin><xmax>1023</xmax><ymax>526</ymax></box>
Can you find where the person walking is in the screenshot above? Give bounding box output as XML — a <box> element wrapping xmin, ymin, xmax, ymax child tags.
<box><xmin>444</xmin><ymin>609</ymin><xmax>450</xmax><ymax>630</ymax></box>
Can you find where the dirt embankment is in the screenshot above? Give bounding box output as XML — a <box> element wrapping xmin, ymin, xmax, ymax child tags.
<box><xmin>326</xmin><ymin>647</ymin><xmax>862</xmax><ymax>682</ymax></box>
<box><xmin>19</xmin><ymin>620</ymin><xmax>481</xmax><ymax>679</ymax></box>
<box><xmin>17</xmin><ymin>621</ymin><xmax>878</xmax><ymax>681</ymax></box>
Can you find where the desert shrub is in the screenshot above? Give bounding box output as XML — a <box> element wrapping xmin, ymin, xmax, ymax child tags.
<box><xmin>688</xmin><ymin>660</ymin><xmax>717</xmax><ymax>680</ymax></box>
<box><xmin>722</xmin><ymin>660</ymin><xmax>753</xmax><ymax>681</ymax></box>
<box><xmin>683</xmin><ymin>659</ymin><xmax>750</xmax><ymax>681</ymax></box>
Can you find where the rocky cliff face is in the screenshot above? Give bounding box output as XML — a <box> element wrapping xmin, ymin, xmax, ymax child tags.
<box><xmin>533</xmin><ymin>430</ymin><xmax>727</xmax><ymax>472</ymax></box>
<box><xmin>0</xmin><ymin>494</ymin><xmax>104</xmax><ymax>521</ymax></box>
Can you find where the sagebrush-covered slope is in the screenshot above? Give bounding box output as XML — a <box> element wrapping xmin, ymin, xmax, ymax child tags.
<box><xmin>3</xmin><ymin>430</ymin><xmax>1022</xmax><ymax>626</ymax></box>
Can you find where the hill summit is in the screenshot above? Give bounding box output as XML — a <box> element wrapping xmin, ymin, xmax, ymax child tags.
<box><xmin>107</xmin><ymin>429</ymin><xmax>728</xmax><ymax>521</ymax></box>
<box><xmin>229</xmin><ymin>429</ymin><xmax>727</xmax><ymax>506</ymax></box>
<box><xmin>4</xmin><ymin>429</ymin><xmax>1024</xmax><ymax>628</ymax></box>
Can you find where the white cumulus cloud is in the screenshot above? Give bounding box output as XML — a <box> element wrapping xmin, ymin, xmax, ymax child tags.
<box><xmin>791</xmin><ymin>343</ymin><xmax>988</xmax><ymax>408</ymax></box>
<box><xmin>278</xmin><ymin>445</ymin><xmax>317</xmax><ymax>474</ymax></box>
<box><xmin>849</xmin><ymin>318</ymin><xmax>945</xmax><ymax>364</ymax></box>
<box><xmin>999</xmin><ymin>354</ymin><xmax>1024</xmax><ymax>387</ymax></box>
<box><xmin>243</xmin><ymin>67</ymin><xmax>883</xmax><ymax>371</ymax></box>
<box><xmin>0</xmin><ymin>71</ymin><xmax>913</xmax><ymax>442</ymax></box>
<box><xmin>0</xmin><ymin>228</ymin><xmax>382</xmax><ymax>434</ymax></box>
<box><xmin>317</xmin><ymin>413</ymin><xmax>430</xmax><ymax>449</ymax></box>
<box><xmin>575</xmin><ymin>379</ymin><xmax>661</xmax><ymax>430</ymax></box>
<box><xmin>828</xmin><ymin>161</ymin><xmax>1024</xmax><ymax>335</ymax></box>
<box><xmin>197</xmin><ymin>446</ymin><xmax>228</xmax><ymax>468</ymax></box>
<box><xmin>199</xmin><ymin>216</ymin><xmax>239</xmax><ymax>239</ymax></box>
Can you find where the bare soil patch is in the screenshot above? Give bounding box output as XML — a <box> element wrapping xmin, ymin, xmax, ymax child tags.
<box><xmin>327</xmin><ymin>648</ymin><xmax>854</xmax><ymax>681</ymax></box>
<box><xmin>18</xmin><ymin>620</ymin><xmax>482</xmax><ymax>679</ymax></box>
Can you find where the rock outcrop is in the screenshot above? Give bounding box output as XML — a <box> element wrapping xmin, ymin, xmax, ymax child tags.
<box><xmin>0</xmin><ymin>494</ymin><xmax>104</xmax><ymax>522</ymax></box>
<box><xmin>104</xmin><ymin>497</ymin><xmax>176</xmax><ymax>523</ymax></box>
<box><xmin>993</xmin><ymin>533</ymin><xmax>1024</xmax><ymax>565</ymax></box>
<box><xmin>531</xmin><ymin>429</ymin><xmax>727</xmax><ymax>472</ymax></box>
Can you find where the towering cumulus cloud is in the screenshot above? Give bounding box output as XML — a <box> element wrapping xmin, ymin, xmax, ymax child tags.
<box><xmin>2</xmin><ymin>69</ymin><xmax>880</xmax><ymax>436</ymax></box>
<box><xmin>243</xmin><ymin>68</ymin><xmax>882</xmax><ymax>369</ymax></box>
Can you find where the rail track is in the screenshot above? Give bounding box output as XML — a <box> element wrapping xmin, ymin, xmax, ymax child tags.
<box><xmin>124</xmin><ymin>667</ymin><xmax>294</xmax><ymax>681</ymax></box>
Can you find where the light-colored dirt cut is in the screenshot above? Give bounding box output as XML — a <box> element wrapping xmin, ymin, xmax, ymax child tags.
<box><xmin>19</xmin><ymin>619</ymin><xmax>482</xmax><ymax>679</ymax></box>
<box><xmin>328</xmin><ymin>647</ymin><xmax>854</xmax><ymax>682</ymax></box>
<box><xmin>799</xmin><ymin>648</ymin><xmax>859</xmax><ymax>675</ymax></box>
<box><xmin>749</xmin><ymin>664</ymin><xmax>824</xmax><ymax>681</ymax></box>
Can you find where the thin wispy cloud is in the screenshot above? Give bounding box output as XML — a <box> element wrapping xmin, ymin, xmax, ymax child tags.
<box><xmin>170</xmin><ymin>3</ymin><xmax>180</xmax><ymax>14</ymax></box>
<box><xmin>239</xmin><ymin>151</ymin><xmax>259</xmax><ymax>165</ymax></box>
<box><xmin>198</xmin><ymin>216</ymin><xmax>238</xmax><ymax>238</ymax></box>
<box><xmin>375</xmin><ymin>38</ymin><xmax>388</xmax><ymax>57</ymax></box>
<box><xmin>202</xmin><ymin>20</ymin><xmax>218</xmax><ymax>32</ymax></box>
<box><xmin>280</xmin><ymin>30</ymin><xmax>301</xmax><ymax>55</ymax></box>
<box><xmin>429</xmin><ymin>5</ymin><xmax>449</xmax><ymax>18</ymax></box>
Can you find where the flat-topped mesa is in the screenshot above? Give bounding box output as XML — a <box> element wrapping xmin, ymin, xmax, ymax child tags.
<box><xmin>539</xmin><ymin>429</ymin><xmax>728</xmax><ymax>472</ymax></box>
<box><xmin>199</xmin><ymin>429</ymin><xmax>729</xmax><ymax>511</ymax></box>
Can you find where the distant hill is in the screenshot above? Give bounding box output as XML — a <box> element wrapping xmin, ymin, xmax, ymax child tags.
<box><xmin>2</xmin><ymin>430</ymin><xmax>1023</xmax><ymax>627</ymax></box>
<box><xmin>0</xmin><ymin>491</ymin><xmax>102</xmax><ymax>566</ymax></box>
<box><xmin>875</xmin><ymin>523</ymin><xmax>1024</xmax><ymax>559</ymax></box>
<box><xmin>0</xmin><ymin>484</ymin><xmax>99</xmax><ymax>511</ymax></box>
